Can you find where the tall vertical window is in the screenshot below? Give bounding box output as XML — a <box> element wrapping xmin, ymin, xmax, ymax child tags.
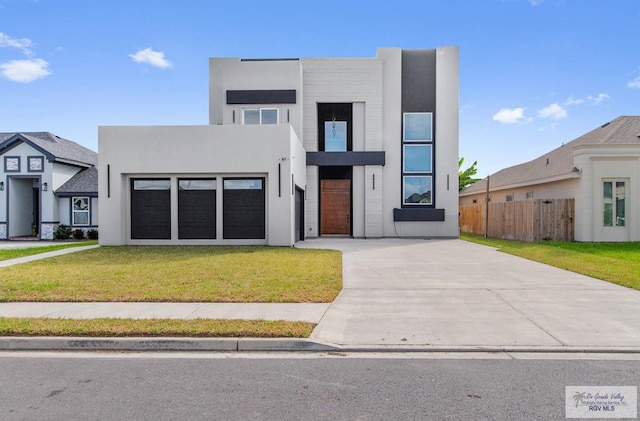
<box><xmin>402</xmin><ymin>112</ymin><xmax>433</xmax><ymax>206</ymax></box>
<box><xmin>243</xmin><ymin>108</ymin><xmax>278</xmax><ymax>125</ymax></box>
<box><xmin>72</xmin><ymin>197</ymin><xmax>90</xmax><ymax>226</ymax></box>
<box><xmin>603</xmin><ymin>180</ymin><xmax>626</xmax><ymax>227</ymax></box>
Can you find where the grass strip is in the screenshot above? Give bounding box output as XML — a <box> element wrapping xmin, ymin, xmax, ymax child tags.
<box><xmin>461</xmin><ymin>233</ymin><xmax>640</xmax><ymax>290</ymax></box>
<box><xmin>0</xmin><ymin>246</ymin><xmax>342</xmax><ymax>303</ymax></box>
<box><xmin>0</xmin><ymin>317</ymin><xmax>315</xmax><ymax>338</ymax></box>
<box><xmin>0</xmin><ymin>241</ymin><xmax>98</xmax><ymax>261</ymax></box>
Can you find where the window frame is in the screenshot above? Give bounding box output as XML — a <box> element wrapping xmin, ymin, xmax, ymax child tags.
<box><xmin>4</xmin><ymin>156</ymin><xmax>20</xmax><ymax>173</ymax></box>
<box><xmin>242</xmin><ymin>108</ymin><xmax>279</xmax><ymax>125</ymax></box>
<box><xmin>401</xmin><ymin>112</ymin><xmax>434</xmax><ymax>207</ymax></box>
<box><xmin>403</xmin><ymin>112</ymin><xmax>433</xmax><ymax>142</ymax></box>
<box><xmin>72</xmin><ymin>196</ymin><xmax>90</xmax><ymax>226</ymax></box>
<box><xmin>603</xmin><ymin>179</ymin><xmax>626</xmax><ymax>227</ymax></box>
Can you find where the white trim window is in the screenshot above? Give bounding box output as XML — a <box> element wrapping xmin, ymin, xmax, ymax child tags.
<box><xmin>603</xmin><ymin>180</ymin><xmax>626</xmax><ymax>227</ymax></box>
<box><xmin>72</xmin><ymin>197</ymin><xmax>90</xmax><ymax>226</ymax></box>
<box><xmin>243</xmin><ymin>108</ymin><xmax>279</xmax><ymax>125</ymax></box>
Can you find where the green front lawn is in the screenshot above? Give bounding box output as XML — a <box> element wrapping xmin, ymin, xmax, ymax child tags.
<box><xmin>461</xmin><ymin>233</ymin><xmax>640</xmax><ymax>290</ymax></box>
<box><xmin>0</xmin><ymin>241</ymin><xmax>98</xmax><ymax>261</ymax></box>
<box><xmin>0</xmin><ymin>246</ymin><xmax>342</xmax><ymax>303</ymax></box>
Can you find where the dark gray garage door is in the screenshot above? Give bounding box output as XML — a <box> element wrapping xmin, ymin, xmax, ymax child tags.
<box><xmin>223</xmin><ymin>178</ymin><xmax>265</xmax><ymax>239</ymax></box>
<box><xmin>178</xmin><ymin>179</ymin><xmax>216</xmax><ymax>239</ymax></box>
<box><xmin>131</xmin><ymin>179</ymin><xmax>171</xmax><ymax>239</ymax></box>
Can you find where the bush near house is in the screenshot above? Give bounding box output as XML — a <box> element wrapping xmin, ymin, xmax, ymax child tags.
<box><xmin>53</xmin><ymin>224</ymin><xmax>72</xmax><ymax>240</ymax></box>
<box><xmin>87</xmin><ymin>229</ymin><xmax>99</xmax><ymax>240</ymax></box>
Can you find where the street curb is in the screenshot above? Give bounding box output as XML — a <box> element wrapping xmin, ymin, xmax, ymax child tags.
<box><xmin>2</xmin><ymin>337</ymin><xmax>640</xmax><ymax>354</ymax></box>
<box><xmin>0</xmin><ymin>337</ymin><xmax>339</xmax><ymax>352</ymax></box>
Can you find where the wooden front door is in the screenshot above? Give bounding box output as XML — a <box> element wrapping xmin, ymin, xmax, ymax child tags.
<box><xmin>321</xmin><ymin>180</ymin><xmax>350</xmax><ymax>235</ymax></box>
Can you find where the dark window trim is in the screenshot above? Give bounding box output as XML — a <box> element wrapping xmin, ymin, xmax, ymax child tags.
<box><xmin>4</xmin><ymin>156</ymin><xmax>20</xmax><ymax>173</ymax></box>
<box><xmin>317</xmin><ymin>103</ymin><xmax>353</xmax><ymax>152</ymax></box>
<box><xmin>27</xmin><ymin>156</ymin><xmax>44</xmax><ymax>173</ymax></box>
<box><xmin>401</xmin><ymin>111</ymin><xmax>435</xmax><ymax>208</ymax></box>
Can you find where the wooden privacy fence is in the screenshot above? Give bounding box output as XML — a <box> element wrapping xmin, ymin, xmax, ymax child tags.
<box><xmin>459</xmin><ymin>199</ymin><xmax>575</xmax><ymax>242</ymax></box>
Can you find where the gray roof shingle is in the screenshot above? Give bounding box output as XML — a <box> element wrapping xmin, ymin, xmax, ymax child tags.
<box><xmin>0</xmin><ymin>132</ymin><xmax>97</xmax><ymax>167</ymax></box>
<box><xmin>55</xmin><ymin>166</ymin><xmax>98</xmax><ymax>195</ymax></box>
<box><xmin>461</xmin><ymin>116</ymin><xmax>640</xmax><ymax>195</ymax></box>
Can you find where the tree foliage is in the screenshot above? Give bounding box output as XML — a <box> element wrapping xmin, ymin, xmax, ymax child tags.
<box><xmin>458</xmin><ymin>157</ymin><xmax>481</xmax><ymax>191</ymax></box>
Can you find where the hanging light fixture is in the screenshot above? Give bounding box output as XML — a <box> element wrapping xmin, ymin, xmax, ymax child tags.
<box><xmin>331</xmin><ymin>111</ymin><xmax>337</xmax><ymax>138</ymax></box>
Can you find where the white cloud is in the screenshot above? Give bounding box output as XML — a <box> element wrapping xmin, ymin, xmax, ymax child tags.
<box><xmin>529</xmin><ymin>0</ymin><xmax>544</xmax><ymax>5</ymax></box>
<box><xmin>129</xmin><ymin>48</ymin><xmax>172</xmax><ymax>69</ymax></box>
<box><xmin>492</xmin><ymin>107</ymin><xmax>530</xmax><ymax>124</ymax></box>
<box><xmin>563</xmin><ymin>93</ymin><xmax>609</xmax><ymax>106</ymax></box>
<box><xmin>0</xmin><ymin>32</ymin><xmax>33</xmax><ymax>55</ymax></box>
<box><xmin>538</xmin><ymin>103</ymin><xmax>568</xmax><ymax>120</ymax></box>
<box><xmin>628</xmin><ymin>76</ymin><xmax>640</xmax><ymax>89</ymax></box>
<box><xmin>0</xmin><ymin>58</ymin><xmax>51</xmax><ymax>83</ymax></box>
<box><xmin>563</xmin><ymin>97</ymin><xmax>584</xmax><ymax>106</ymax></box>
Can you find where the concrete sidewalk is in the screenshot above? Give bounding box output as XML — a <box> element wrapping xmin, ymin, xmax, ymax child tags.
<box><xmin>0</xmin><ymin>302</ymin><xmax>328</xmax><ymax>323</ymax></box>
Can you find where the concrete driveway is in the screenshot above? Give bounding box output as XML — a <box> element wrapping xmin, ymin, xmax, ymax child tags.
<box><xmin>297</xmin><ymin>238</ymin><xmax>640</xmax><ymax>350</ymax></box>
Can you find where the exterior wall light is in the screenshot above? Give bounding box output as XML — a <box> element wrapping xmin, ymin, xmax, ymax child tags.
<box><xmin>0</xmin><ymin>181</ymin><xmax>4</xmax><ymax>191</ymax></box>
<box><xmin>42</xmin><ymin>182</ymin><xmax>48</xmax><ymax>191</ymax></box>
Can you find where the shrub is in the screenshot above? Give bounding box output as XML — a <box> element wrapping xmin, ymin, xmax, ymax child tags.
<box><xmin>53</xmin><ymin>224</ymin><xmax>72</xmax><ymax>240</ymax></box>
<box><xmin>73</xmin><ymin>229</ymin><xmax>85</xmax><ymax>240</ymax></box>
<box><xmin>87</xmin><ymin>229</ymin><xmax>99</xmax><ymax>240</ymax></box>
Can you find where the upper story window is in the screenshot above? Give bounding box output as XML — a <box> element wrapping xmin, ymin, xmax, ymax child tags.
<box><xmin>324</xmin><ymin>121</ymin><xmax>347</xmax><ymax>151</ymax></box>
<box><xmin>243</xmin><ymin>108</ymin><xmax>278</xmax><ymax>125</ymax></box>
<box><xmin>318</xmin><ymin>103</ymin><xmax>352</xmax><ymax>152</ymax></box>
<box><xmin>402</xmin><ymin>112</ymin><xmax>433</xmax><ymax>206</ymax></box>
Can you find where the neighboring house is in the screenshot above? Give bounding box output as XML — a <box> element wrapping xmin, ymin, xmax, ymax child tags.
<box><xmin>460</xmin><ymin>116</ymin><xmax>640</xmax><ymax>242</ymax></box>
<box><xmin>99</xmin><ymin>47</ymin><xmax>459</xmax><ymax>246</ymax></box>
<box><xmin>0</xmin><ymin>132</ymin><xmax>98</xmax><ymax>240</ymax></box>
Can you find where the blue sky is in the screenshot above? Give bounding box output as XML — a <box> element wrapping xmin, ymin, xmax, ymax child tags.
<box><xmin>1</xmin><ymin>0</ymin><xmax>638</xmax><ymax>176</ymax></box>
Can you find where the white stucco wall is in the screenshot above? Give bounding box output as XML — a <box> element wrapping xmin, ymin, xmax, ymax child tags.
<box><xmin>99</xmin><ymin>124</ymin><xmax>305</xmax><ymax>246</ymax></box>
<box><xmin>209</xmin><ymin>58</ymin><xmax>303</xmax><ymax>137</ymax></box>
<box><xmin>574</xmin><ymin>145</ymin><xmax>640</xmax><ymax>242</ymax></box>
<box><xmin>302</xmin><ymin>56</ymin><xmax>384</xmax><ymax>237</ymax></box>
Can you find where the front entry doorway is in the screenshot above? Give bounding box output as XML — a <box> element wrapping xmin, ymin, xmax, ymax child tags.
<box><xmin>8</xmin><ymin>177</ymin><xmax>41</xmax><ymax>239</ymax></box>
<box><xmin>321</xmin><ymin>180</ymin><xmax>350</xmax><ymax>234</ymax></box>
<box><xmin>319</xmin><ymin>165</ymin><xmax>352</xmax><ymax>236</ymax></box>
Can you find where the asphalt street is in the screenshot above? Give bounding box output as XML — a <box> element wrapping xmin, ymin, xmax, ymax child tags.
<box><xmin>1</xmin><ymin>352</ymin><xmax>639</xmax><ymax>420</ymax></box>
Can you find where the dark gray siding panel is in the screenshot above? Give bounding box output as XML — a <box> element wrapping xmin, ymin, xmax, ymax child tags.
<box><xmin>393</xmin><ymin>208</ymin><xmax>445</xmax><ymax>221</ymax></box>
<box><xmin>401</xmin><ymin>50</ymin><xmax>436</xmax><ymax>113</ymax></box>
<box><xmin>226</xmin><ymin>90</ymin><xmax>297</xmax><ymax>104</ymax></box>
<box><xmin>306</xmin><ymin>151</ymin><xmax>386</xmax><ymax>166</ymax></box>
<box><xmin>178</xmin><ymin>190</ymin><xmax>216</xmax><ymax>239</ymax></box>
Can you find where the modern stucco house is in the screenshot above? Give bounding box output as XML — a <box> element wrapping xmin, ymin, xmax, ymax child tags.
<box><xmin>0</xmin><ymin>132</ymin><xmax>98</xmax><ymax>240</ymax></box>
<box><xmin>460</xmin><ymin>116</ymin><xmax>640</xmax><ymax>242</ymax></box>
<box><xmin>99</xmin><ymin>47</ymin><xmax>459</xmax><ymax>246</ymax></box>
